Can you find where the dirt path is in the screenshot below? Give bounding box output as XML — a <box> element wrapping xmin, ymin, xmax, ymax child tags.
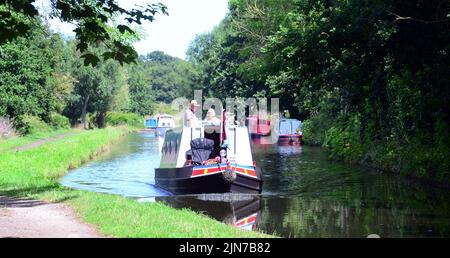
<box><xmin>15</xmin><ymin>132</ymin><xmax>76</xmax><ymax>152</ymax></box>
<box><xmin>0</xmin><ymin>196</ymin><xmax>103</xmax><ymax>238</ymax></box>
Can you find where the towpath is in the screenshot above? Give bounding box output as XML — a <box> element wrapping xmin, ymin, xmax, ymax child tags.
<box><xmin>0</xmin><ymin>196</ymin><xmax>103</xmax><ymax>238</ymax></box>
<box><xmin>15</xmin><ymin>132</ymin><xmax>76</xmax><ymax>152</ymax></box>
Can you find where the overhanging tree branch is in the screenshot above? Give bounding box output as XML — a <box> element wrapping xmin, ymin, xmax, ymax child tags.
<box><xmin>387</xmin><ymin>11</ymin><xmax>450</xmax><ymax>24</ymax></box>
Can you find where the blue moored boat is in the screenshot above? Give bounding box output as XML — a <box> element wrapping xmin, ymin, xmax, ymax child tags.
<box><xmin>278</xmin><ymin>119</ymin><xmax>303</xmax><ymax>145</ymax></box>
<box><xmin>145</xmin><ymin>117</ymin><xmax>158</xmax><ymax>129</ymax></box>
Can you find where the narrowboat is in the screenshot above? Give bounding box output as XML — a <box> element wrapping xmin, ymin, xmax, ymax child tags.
<box><xmin>246</xmin><ymin>115</ymin><xmax>271</xmax><ymax>137</ymax></box>
<box><xmin>145</xmin><ymin>116</ymin><xmax>158</xmax><ymax>129</ymax></box>
<box><xmin>278</xmin><ymin>119</ymin><xmax>303</xmax><ymax>145</ymax></box>
<box><xmin>155</xmin><ymin>114</ymin><xmax>175</xmax><ymax>137</ymax></box>
<box><xmin>155</xmin><ymin>120</ymin><xmax>263</xmax><ymax>195</ymax></box>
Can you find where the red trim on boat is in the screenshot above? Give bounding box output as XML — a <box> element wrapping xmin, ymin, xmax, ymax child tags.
<box><xmin>235</xmin><ymin>213</ymin><xmax>258</xmax><ymax>227</ymax></box>
<box><xmin>191</xmin><ymin>165</ymin><xmax>225</xmax><ymax>177</ymax></box>
<box><xmin>230</xmin><ymin>165</ymin><xmax>257</xmax><ymax>178</ymax></box>
<box><xmin>190</xmin><ymin>164</ymin><xmax>258</xmax><ymax>178</ymax></box>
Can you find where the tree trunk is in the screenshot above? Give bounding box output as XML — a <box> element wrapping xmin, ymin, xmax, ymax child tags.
<box><xmin>81</xmin><ymin>95</ymin><xmax>90</xmax><ymax>130</ymax></box>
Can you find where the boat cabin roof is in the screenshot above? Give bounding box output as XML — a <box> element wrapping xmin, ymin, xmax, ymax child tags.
<box><xmin>280</xmin><ymin>119</ymin><xmax>302</xmax><ymax>135</ymax></box>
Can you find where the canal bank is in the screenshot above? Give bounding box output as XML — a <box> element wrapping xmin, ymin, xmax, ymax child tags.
<box><xmin>0</xmin><ymin>127</ymin><xmax>266</xmax><ymax>238</ymax></box>
<box><xmin>301</xmin><ymin>118</ymin><xmax>450</xmax><ymax>187</ymax></box>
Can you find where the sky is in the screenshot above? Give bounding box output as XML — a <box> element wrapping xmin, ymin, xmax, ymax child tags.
<box><xmin>41</xmin><ymin>0</ymin><xmax>229</xmax><ymax>59</ymax></box>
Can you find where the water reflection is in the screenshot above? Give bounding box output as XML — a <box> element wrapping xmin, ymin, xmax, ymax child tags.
<box><xmin>251</xmin><ymin>138</ymin><xmax>450</xmax><ymax>237</ymax></box>
<box><xmin>60</xmin><ymin>133</ymin><xmax>450</xmax><ymax>237</ymax></box>
<box><xmin>156</xmin><ymin>194</ymin><xmax>261</xmax><ymax>231</ymax></box>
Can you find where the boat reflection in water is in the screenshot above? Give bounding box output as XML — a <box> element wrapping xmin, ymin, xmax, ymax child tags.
<box><xmin>276</xmin><ymin>145</ymin><xmax>303</xmax><ymax>157</ymax></box>
<box><xmin>156</xmin><ymin>194</ymin><xmax>261</xmax><ymax>231</ymax></box>
<box><xmin>251</xmin><ymin>136</ymin><xmax>303</xmax><ymax>157</ymax></box>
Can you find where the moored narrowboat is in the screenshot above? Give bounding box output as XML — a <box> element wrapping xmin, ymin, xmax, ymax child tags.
<box><xmin>278</xmin><ymin>119</ymin><xmax>303</xmax><ymax>145</ymax></box>
<box><xmin>155</xmin><ymin>119</ymin><xmax>263</xmax><ymax>195</ymax></box>
<box><xmin>155</xmin><ymin>114</ymin><xmax>175</xmax><ymax>137</ymax></box>
<box><xmin>145</xmin><ymin>116</ymin><xmax>158</xmax><ymax>129</ymax></box>
<box><xmin>246</xmin><ymin>115</ymin><xmax>271</xmax><ymax>137</ymax></box>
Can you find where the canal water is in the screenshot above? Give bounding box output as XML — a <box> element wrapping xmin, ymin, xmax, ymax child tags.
<box><xmin>60</xmin><ymin>132</ymin><xmax>450</xmax><ymax>237</ymax></box>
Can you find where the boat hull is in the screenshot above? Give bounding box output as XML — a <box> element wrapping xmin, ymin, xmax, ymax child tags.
<box><xmin>250</xmin><ymin>131</ymin><xmax>271</xmax><ymax>137</ymax></box>
<box><xmin>247</xmin><ymin>116</ymin><xmax>271</xmax><ymax>137</ymax></box>
<box><xmin>278</xmin><ymin>134</ymin><xmax>303</xmax><ymax>145</ymax></box>
<box><xmin>155</xmin><ymin>164</ymin><xmax>263</xmax><ymax>195</ymax></box>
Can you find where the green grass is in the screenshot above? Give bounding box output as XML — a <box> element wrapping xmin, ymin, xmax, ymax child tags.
<box><xmin>0</xmin><ymin>126</ymin><xmax>268</xmax><ymax>238</ymax></box>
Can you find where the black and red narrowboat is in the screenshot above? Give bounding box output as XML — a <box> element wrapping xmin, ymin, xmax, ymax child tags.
<box><xmin>278</xmin><ymin>119</ymin><xmax>303</xmax><ymax>145</ymax></box>
<box><xmin>155</xmin><ymin>120</ymin><xmax>263</xmax><ymax>195</ymax></box>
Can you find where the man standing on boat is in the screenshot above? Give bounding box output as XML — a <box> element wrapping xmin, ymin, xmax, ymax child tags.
<box><xmin>184</xmin><ymin>100</ymin><xmax>200</xmax><ymax>127</ymax></box>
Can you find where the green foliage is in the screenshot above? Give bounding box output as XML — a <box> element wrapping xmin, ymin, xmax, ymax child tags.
<box><xmin>128</xmin><ymin>51</ymin><xmax>196</xmax><ymax>115</ymax></box>
<box><xmin>110</xmin><ymin>83</ymin><xmax>130</xmax><ymax>112</ymax></box>
<box><xmin>105</xmin><ymin>112</ymin><xmax>143</xmax><ymax>128</ymax></box>
<box><xmin>153</xmin><ymin>102</ymin><xmax>176</xmax><ymax>116</ymax></box>
<box><xmin>186</xmin><ymin>0</ymin><xmax>294</xmax><ymax>100</ymax></box>
<box><xmin>302</xmin><ymin>111</ymin><xmax>334</xmax><ymax>146</ymax></box>
<box><xmin>63</xmin><ymin>44</ymin><xmax>130</xmax><ymax>128</ymax></box>
<box><xmin>48</xmin><ymin>113</ymin><xmax>70</xmax><ymax>130</ymax></box>
<box><xmin>0</xmin><ymin>0</ymin><xmax>168</xmax><ymax>66</ymax></box>
<box><xmin>15</xmin><ymin>115</ymin><xmax>51</xmax><ymax>135</ymax></box>
<box><xmin>188</xmin><ymin>0</ymin><xmax>450</xmax><ymax>183</ymax></box>
<box><xmin>323</xmin><ymin>115</ymin><xmax>363</xmax><ymax>160</ymax></box>
<box><xmin>0</xmin><ymin>21</ymin><xmax>69</xmax><ymax>121</ymax></box>
<box><xmin>1</xmin><ymin>22</ymin><xmax>188</xmax><ymax>131</ymax></box>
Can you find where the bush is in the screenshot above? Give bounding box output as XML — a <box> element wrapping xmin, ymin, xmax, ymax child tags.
<box><xmin>15</xmin><ymin>115</ymin><xmax>51</xmax><ymax>135</ymax></box>
<box><xmin>105</xmin><ymin>112</ymin><xmax>144</xmax><ymax>128</ymax></box>
<box><xmin>302</xmin><ymin>111</ymin><xmax>334</xmax><ymax>145</ymax></box>
<box><xmin>323</xmin><ymin>115</ymin><xmax>363</xmax><ymax>161</ymax></box>
<box><xmin>48</xmin><ymin>113</ymin><xmax>70</xmax><ymax>129</ymax></box>
<box><xmin>154</xmin><ymin>102</ymin><xmax>176</xmax><ymax>115</ymax></box>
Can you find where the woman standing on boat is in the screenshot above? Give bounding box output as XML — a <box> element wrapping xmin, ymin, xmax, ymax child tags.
<box><xmin>205</xmin><ymin>108</ymin><xmax>221</xmax><ymax>125</ymax></box>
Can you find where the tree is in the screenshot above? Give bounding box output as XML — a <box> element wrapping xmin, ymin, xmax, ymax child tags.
<box><xmin>0</xmin><ymin>20</ymin><xmax>71</xmax><ymax>123</ymax></box>
<box><xmin>186</xmin><ymin>0</ymin><xmax>294</xmax><ymax>101</ymax></box>
<box><xmin>0</xmin><ymin>0</ymin><xmax>168</xmax><ymax>66</ymax></box>
<box><xmin>127</xmin><ymin>51</ymin><xmax>196</xmax><ymax>115</ymax></box>
<box><xmin>64</xmin><ymin>45</ymin><xmax>127</xmax><ymax>128</ymax></box>
<box><xmin>187</xmin><ymin>0</ymin><xmax>450</xmax><ymax>181</ymax></box>
<box><xmin>127</xmin><ymin>61</ymin><xmax>155</xmax><ymax>116</ymax></box>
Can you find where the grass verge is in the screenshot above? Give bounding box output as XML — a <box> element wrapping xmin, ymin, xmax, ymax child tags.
<box><xmin>0</xmin><ymin>126</ymin><xmax>268</xmax><ymax>238</ymax></box>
